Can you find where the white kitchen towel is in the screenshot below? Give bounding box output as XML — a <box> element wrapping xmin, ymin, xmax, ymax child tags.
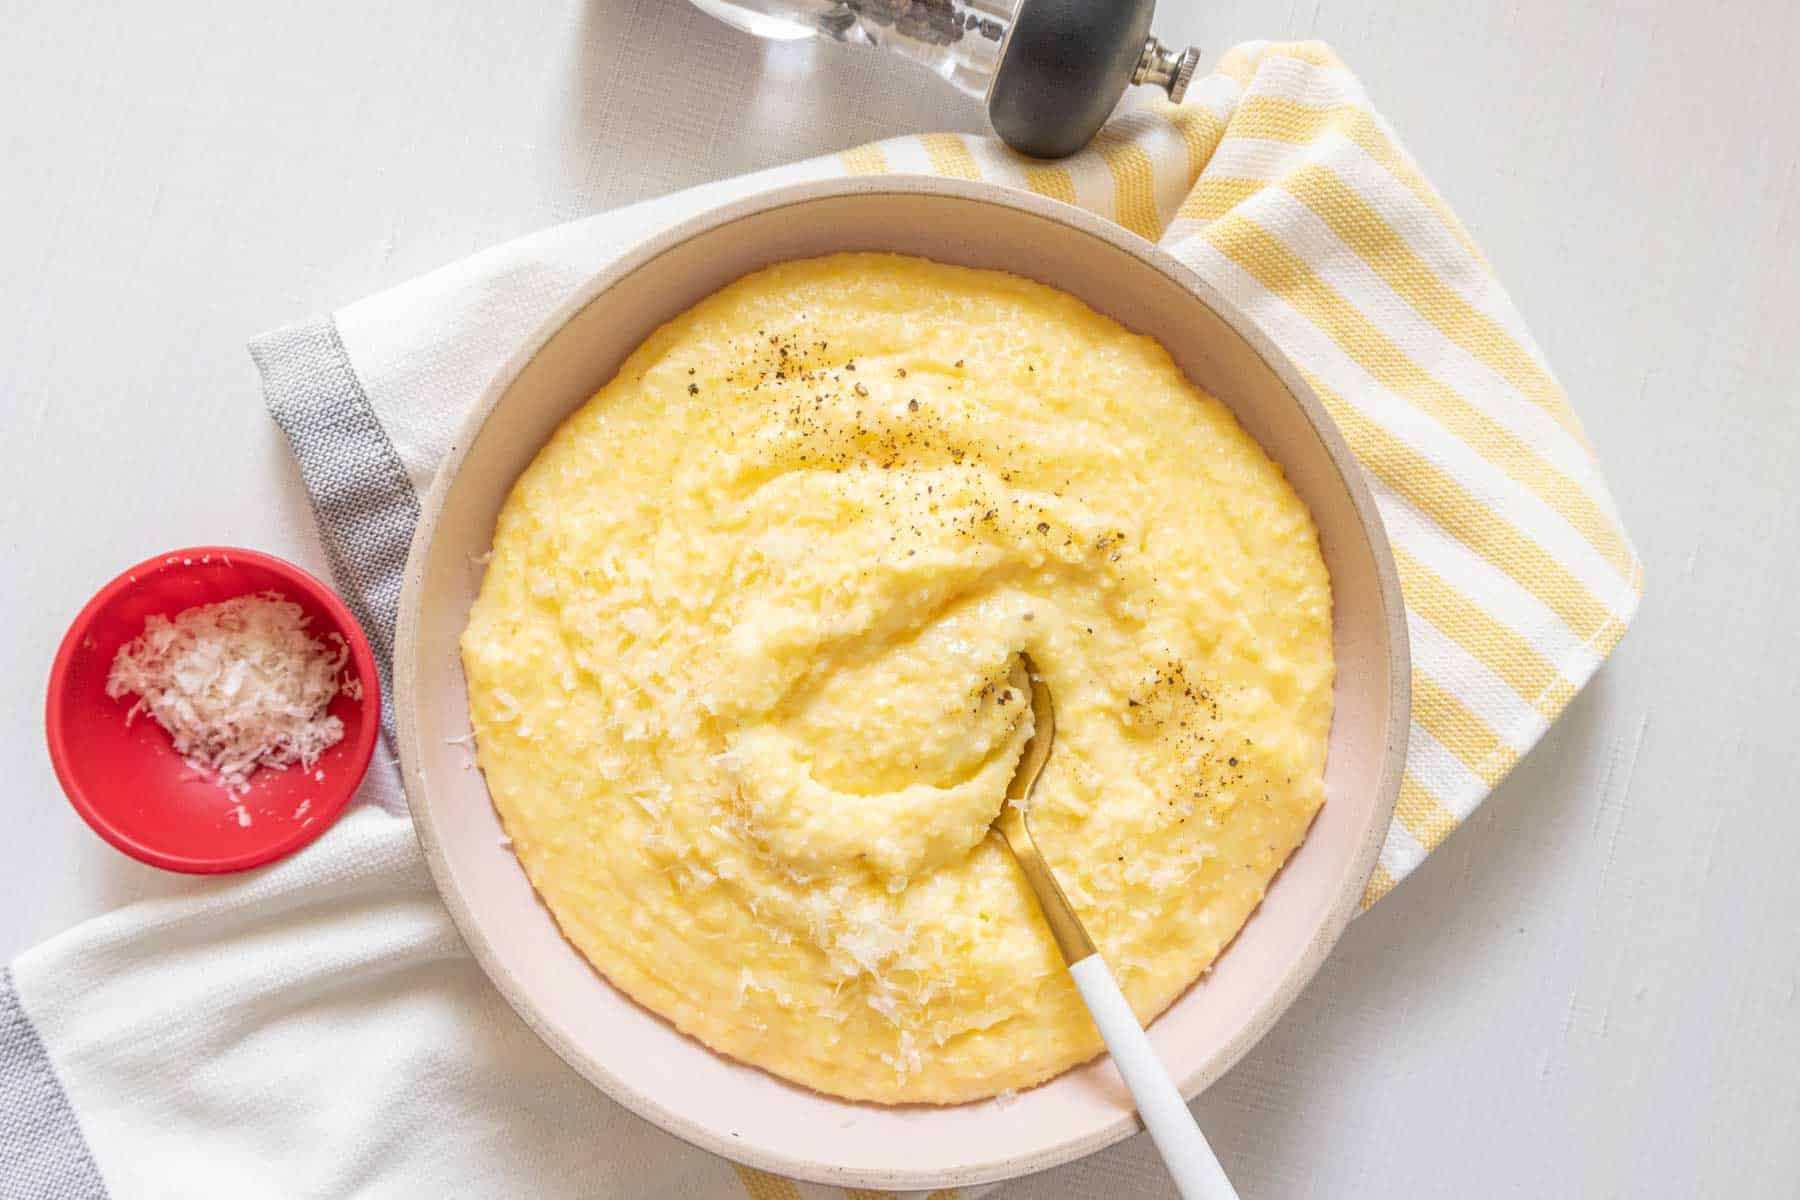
<box><xmin>4</xmin><ymin>42</ymin><xmax>1639</xmax><ymax>1200</ymax></box>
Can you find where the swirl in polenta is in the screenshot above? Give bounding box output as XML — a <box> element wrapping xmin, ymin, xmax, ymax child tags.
<box><xmin>460</xmin><ymin>254</ymin><xmax>1334</xmax><ymax>1104</ymax></box>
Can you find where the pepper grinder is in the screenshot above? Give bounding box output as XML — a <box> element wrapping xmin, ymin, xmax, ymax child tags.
<box><xmin>689</xmin><ymin>0</ymin><xmax>1201</xmax><ymax>158</ymax></box>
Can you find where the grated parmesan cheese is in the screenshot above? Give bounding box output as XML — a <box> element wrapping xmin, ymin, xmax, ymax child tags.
<box><xmin>105</xmin><ymin>591</ymin><xmax>352</xmax><ymax>792</ymax></box>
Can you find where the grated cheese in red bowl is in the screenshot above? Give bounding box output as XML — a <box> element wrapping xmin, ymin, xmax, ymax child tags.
<box><xmin>105</xmin><ymin>591</ymin><xmax>350</xmax><ymax>792</ymax></box>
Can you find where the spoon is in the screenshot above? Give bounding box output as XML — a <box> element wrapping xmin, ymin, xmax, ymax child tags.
<box><xmin>993</xmin><ymin>654</ymin><xmax>1240</xmax><ymax>1200</ymax></box>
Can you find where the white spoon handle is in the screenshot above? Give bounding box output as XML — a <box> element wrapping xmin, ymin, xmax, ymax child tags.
<box><xmin>1068</xmin><ymin>954</ymin><xmax>1240</xmax><ymax>1200</ymax></box>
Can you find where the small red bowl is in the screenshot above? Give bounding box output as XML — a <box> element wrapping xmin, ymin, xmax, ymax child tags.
<box><xmin>45</xmin><ymin>547</ymin><xmax>381</xmax><ymax>874</ymax></box>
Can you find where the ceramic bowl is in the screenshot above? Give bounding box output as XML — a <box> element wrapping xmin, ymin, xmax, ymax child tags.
<box><xmin>47</xmin><ymin>546</ymin><xmax>380</xmax><ymax>873</ymax></box>
<box><xmin>396</xmin><ymin>177</ymin><xmax>1408</xmax><ymax>1191</ymax></box>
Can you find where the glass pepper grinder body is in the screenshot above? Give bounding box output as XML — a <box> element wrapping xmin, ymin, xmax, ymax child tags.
<box><xmin>691</xmin><ymin>0</ymin><xmax>1017</xmax><ymax>99</ymax></box>
<box><xmin>689</xmin><ymin>0</ymin><xmax>1199</xmax><ymax>158</ymax></box>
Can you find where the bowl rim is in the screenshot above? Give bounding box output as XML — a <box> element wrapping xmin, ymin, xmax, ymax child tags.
<box><xmin>397</xmin><ymin>175</ymin><xmax>1409</xmax><ymax>1188</ymax></box>
<box><xmin>45</xmin><ymin>544</ymin><xmax>382</xmax><ymax>874</ymax></box>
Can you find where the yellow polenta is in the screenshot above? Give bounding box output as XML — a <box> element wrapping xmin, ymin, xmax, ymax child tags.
<box><xmin>460</xmin><ymin>254</ymin><xmax>1333</xmax><ymax>1104</ymax></box>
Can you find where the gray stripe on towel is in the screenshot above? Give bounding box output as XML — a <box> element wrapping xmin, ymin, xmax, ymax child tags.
<box><xmin>0</xmin><ymin>969</ymin><xmax>108</xmax><ymax>1199</ymax></box>
<box><xmin>250</xmin><ymin>317</ymin><xmax>419</xmax><ymax>749</ymax></box>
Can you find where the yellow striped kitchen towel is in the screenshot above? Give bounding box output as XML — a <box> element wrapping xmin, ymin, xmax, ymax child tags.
<box><xmin>822</xmin><ymin>39</ymin><xmax>1640</xmax><ymax>924</ymax></box>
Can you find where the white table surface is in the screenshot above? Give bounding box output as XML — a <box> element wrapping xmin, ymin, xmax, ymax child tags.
<box><xmin>5</xmin><ymin>1</ymin><xmax>1797</xmax><ymax>1196</ymax></box>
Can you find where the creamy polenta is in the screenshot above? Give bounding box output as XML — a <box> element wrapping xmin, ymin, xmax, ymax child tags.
<box><xmin>460</xmin><ymin>254</ymin><xmax>1333</xmax><ymax>1104</ymax></box>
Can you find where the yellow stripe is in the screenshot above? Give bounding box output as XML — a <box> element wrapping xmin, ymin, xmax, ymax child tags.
<box><xmin>1177</xmin><ymin>176</ymin><xmax>1266</xmax><ymax>223</ymax></box>
<box><xmin>1394</xmin><ymin>771</ymin><xmax>1459</xmax><ymax>853</ymax></box>
<box><xmin>1309</xmin><ymin>379</ymin><xmax>1617</xmax><ymax>641</ymax></box>
<box><xmin>1413</xmin><ymin>673</ymin><xmax>1519</xmax><ymax>787</ymax></box>
<box><xmin>1392</xmin><ymin>546</ymin><xmax>1570</xmax><ymax>716</ymax></box>
<box><xmin>1090</xmin><ymin>126</ymin><xmax>1161</xmax><ymax>239</ymax></box>
<box><xmin>1147</xmin><ymin>99</ymin><xmax>1228</xmax><ymax>185</ymax></box>
<box><xmin>919</xmin><ymin>132</ymin><xmax>981</xmax><ymax>180</ymax></box>
<box><xmin>1225</xmin><ymin>97</ymin><xmax>1485</xmax><ymax>264</ymax></box>
<box><xmin>1204</xmin><ymin>213</ymin><xmax>1638</xmax><ymax>585</ymax></box>
<box><xmin>839</xmin><ymin>143</ymin><xmax>889</xmax><ymax>176</ymax></box>
<box><xmin>733</xmin><ymin>1165</ymin><xmax>803</xmax><ymax>1199</ymax></box>
<box><xmin>1281</xmin><ymin>162</ymin><xmax>1589</xmax><ymax>444</ymax></box>
<box><xmin>1540</xmin><ymin>674</ymin><xmax>1577</xmax><ymax>716</ymax></box>
<box><xmin>1360</xmin><ymin>862</ymin><xmax>1398</xmax><ymax>909</ymax></box>
<box><xmin>1021</xmin><ymin>162</ymin><xmax>1077</xmax><ymax>204</ymax></box>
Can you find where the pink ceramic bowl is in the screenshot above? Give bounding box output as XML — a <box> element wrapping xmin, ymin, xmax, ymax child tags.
<box><xmin>396</xmin><ymin>178</ymin><xmax>1408</xmax><ymax>1190</ymax></box>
